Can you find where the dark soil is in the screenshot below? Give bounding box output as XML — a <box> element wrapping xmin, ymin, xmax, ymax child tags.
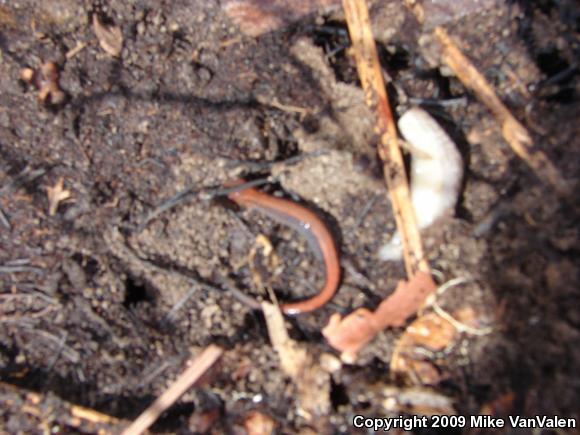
<box><xmin>0</xmin><ymin>0</ymin><xmax>579</xmax><ymax>433</ymax></box>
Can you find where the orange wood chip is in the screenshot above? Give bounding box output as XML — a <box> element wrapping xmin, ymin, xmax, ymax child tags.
<box><xmin>322</xmin><ymin>271</ymin><xmax>436</xmax><ymax>362</ymax></box>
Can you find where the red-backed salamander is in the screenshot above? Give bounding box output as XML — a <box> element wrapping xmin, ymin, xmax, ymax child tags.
<box><xmin>227</xmin><ymin>180</ymin><xmax>340</xmax><ymax>315</ymax></box>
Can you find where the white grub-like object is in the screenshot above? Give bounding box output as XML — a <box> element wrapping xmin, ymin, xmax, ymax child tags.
<box><xmin>379</xmin><ymin>107</ymin><xmax>463</xmax><ymax>261</ymax></box>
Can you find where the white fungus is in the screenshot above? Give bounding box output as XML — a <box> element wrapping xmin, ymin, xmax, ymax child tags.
<box><xmin>379</xmin><ymin>107</ymin><xmax>463</xmax><ymax>261</ymax></box>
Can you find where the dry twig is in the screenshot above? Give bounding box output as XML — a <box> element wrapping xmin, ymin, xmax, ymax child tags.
<box><xmin>432</xmin><ymin>26</ymin><xmax>572</xmax><ymax>198</ymax></box>
<box><xmin>262</xmin><ymin>302</ymin><xmax>331</xmax><ymax>421</ymax></box>
<box><xmin>121</xmin><ymin>345</ymin><xmax>223</xmax><ymax>435</ymax></box>
<box><xmin>65</xmin><ymin>41</ymin><xmax>88</xmax><ymax>59</ymax></box>
<box><xmin>342</xmin><ymin>0</ymin><xmax>429</xmax><ymax>276</ymax></box>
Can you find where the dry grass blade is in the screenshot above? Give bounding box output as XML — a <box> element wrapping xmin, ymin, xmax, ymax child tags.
<box><xmin>433</xmin><ymin>26</ymin><xmax>572</xmax><ymax>199</ymax></box>
<box><xmin>121</xmin><ymin>344</ymin><xmax>223</xmax><ymax>435</ymax></box>
<box><xmin>341</xmin><ymin>0</ymin><xmax>429</xmax><ymax>276</ymax></box>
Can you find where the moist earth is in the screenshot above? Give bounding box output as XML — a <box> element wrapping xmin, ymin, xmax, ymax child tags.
<box><xmin>0</xmin><ymin>0</ymin><xmax>578</xmax><ymax>433</ymax></box>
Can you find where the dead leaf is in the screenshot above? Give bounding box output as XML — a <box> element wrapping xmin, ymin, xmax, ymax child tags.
<box><xmin>45</xmin><ymin>177</ymin><xmax>72</xmax><ymax>216</ymax></box>
<box><xmin>402</xmin><ymin>312</ymin><xmax>458</xmax><ymax>351</ymax></box>
<box><xmin>322</xmin><ymin>271</ymin><xmax>436</xmax><ymax>362</ymax></box>
<box><xmin>38</xmin><ymin>61</ymin><xmax>66</xmax><ymax>105</ymax></box>
<box><xmin>391</xmin><ymin>307</ymin><xmax>488</xmax><ymax>385</ymax></box>
<box><xmin>93</xmin><ymin>14</ymin><xmax>123</xmax><ymax>57</ymax></box>
<box><xmin>390</xmin><ymin>312</ymin><xmax>456</xmax><ymax>385</ymax></box>
<box><xmin>21</xmin><ymin>61</ymin><xmax>66</xmax><ymax>106</ymax></box>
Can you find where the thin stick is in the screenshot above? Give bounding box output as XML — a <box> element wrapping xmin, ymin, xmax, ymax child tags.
<box><xmin>342</xmin><ymin>0</ymin><xmax>429</xmax><ymax>276</ymax></box>
<box><xmin>121</xmin><ymin>345</ymin><xmax>223</xmax><ymax>435</ymax></box>
<box><xmin>434</xmin><ymin>26</ymin><xmax>572</xmax><ymax>198</ymax></box>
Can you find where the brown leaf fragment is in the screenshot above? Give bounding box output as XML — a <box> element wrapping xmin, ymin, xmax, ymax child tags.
<box><xmin>390</xmin><ymin>312</ymin><xmax>457</xmax><ymax>385</ymax></box>
<box><xmin>391</xmin><ymin>306</ymin><xmax>490</xmax><ymax>385</ymax></box>
<box><xmin>403</xmin><ymin>312</ymin><xmax>458</xmax><ymax>351</ymax></box>
<box><xmin>322</xmin><ymin>271</ymin><xmax>436</xmax><ymax>362</ymax></box>
<box><xmin>45</xmin><ymin>177</ymin><xmax>72</xmax><ymax>216</ymax></box>
<box><xmin>21</xmin><ymin>61</ymin><xmax>66</xmax><ymax>106</ymax></box>
<box><xmin>92</xmin><ymin>14</ymin><xmax>123</xmax><ymax>57</ymax></box>
<box><xmin>38</xmin><ymin>61</ymin><xmax>64</xmax><ymax>104</ymax></box>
